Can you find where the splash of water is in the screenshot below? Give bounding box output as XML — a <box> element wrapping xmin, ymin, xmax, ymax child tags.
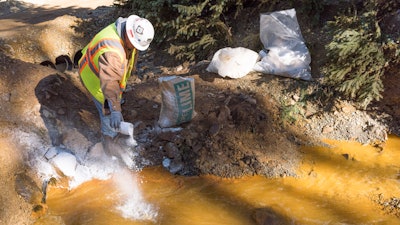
<box><xmin>113</xmin><ymin>169</ymin><xmax>158</xmax><ymax>221</ymax></box>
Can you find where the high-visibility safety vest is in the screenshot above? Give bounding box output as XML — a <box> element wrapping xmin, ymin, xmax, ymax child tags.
<box><xmin>78</xmin><ymin>23</ymin><xmax>136</xmax><ymax>104</ymax></box>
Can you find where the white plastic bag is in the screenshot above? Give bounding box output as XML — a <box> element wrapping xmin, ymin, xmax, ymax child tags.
<box><xmin>206</xmin><ymin>47</ymin><xmax>259</xmax><ymax>79</ymax></box>
<box><xmin>254</xmin><ymin>8</ymin><xmax>312</xmax><ymax>81</ymax></box>
<box><xmin>158</xmin><ymin>76</ymin><xmax>196</xmax><ymax>128</ymax></box>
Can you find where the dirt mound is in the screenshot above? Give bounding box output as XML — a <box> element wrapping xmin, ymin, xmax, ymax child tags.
<box><xmin>122</xmin><ymin>63</ymin><xmax>302</xmax><ymax>177</ymax></box>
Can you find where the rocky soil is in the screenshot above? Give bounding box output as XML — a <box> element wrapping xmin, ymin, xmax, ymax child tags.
<box><xmin>0</xmin><ymin>0</ymin><xmax>399</xmax><ymax>224</ymax></box>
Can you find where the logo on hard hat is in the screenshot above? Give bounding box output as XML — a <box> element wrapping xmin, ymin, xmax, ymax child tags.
<box><xmin>129</xmin><ymin>30</ymin><xmax>134</xmax><ymax>38</ymax></box>
<box><xmin>136</xmin><ymin>25</ymin><xmax>144</xmax><ymax>35</ymax></box>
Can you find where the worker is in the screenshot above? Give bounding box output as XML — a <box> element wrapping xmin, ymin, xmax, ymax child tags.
<box><xmin>78</xmin><ymin>15</ymin><xmax>154</xmax><ymax>151</ymax></box>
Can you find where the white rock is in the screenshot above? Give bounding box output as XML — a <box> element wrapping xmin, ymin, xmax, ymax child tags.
<box><xmin>51</xmin><ymin>152</ymin><xmax>77</xmax><ymax>177</ymax></box>
<box><xmin>162</xmin><ymin>158</ymin><xmax>171</xmax><ymax>168</ymax></box>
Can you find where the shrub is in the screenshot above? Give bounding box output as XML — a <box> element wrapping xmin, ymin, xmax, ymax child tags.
<box><xmin>322</xmin><ymin>0</ymin><xmax>386</xmax><ymax>109</ymax></box>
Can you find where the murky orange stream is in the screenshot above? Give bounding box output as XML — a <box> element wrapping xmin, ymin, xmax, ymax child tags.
<box><xmin>36</xmin><ymin>136</ymin><xmax>400</xmax><ymax>225</ymax></box>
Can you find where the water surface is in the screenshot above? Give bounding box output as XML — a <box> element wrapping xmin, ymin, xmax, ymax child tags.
<box><xmin>38</xmin><ymin>136</ymin><xmax>400</xmax><ymax>224</ymax></box>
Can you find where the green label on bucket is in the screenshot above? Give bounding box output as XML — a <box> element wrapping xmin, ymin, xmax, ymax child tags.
<box><xmin>173</xmin><ymin>80</ymin><xmax>194</xmax><ymax>124</ymax></box>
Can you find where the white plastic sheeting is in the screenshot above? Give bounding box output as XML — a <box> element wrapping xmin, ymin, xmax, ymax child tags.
<box><xmin>206</xmin><ymin>47</ymin><xmax>260</xmax><ymax>79</ymax></box>
<box><xmin>254</xmin><ymin>8</ymin><xmax>312</xmax><ymax>80</ymax></box>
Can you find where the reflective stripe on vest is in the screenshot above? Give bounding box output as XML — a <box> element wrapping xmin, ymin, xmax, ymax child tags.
<box><xmin>79</xmin><ymin>38</ymin><xmax>125</xmax><ymax>75</ymax></box>
<box><xmin>122</xmin><ymin>48</ymin><xmax>136</xmax><ymax>91</ymax></box>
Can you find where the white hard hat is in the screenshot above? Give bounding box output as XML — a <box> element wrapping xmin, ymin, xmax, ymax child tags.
<box><xmin>126</xmin><ymin>15</ymin><xmax>154</xmax><ymax>51</ymax></box>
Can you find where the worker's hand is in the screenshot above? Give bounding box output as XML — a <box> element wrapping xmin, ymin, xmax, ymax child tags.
<box><xmin>110</xmin><ymin>111</ymin><xmax>123</xmax><ymax>130</ymax></box>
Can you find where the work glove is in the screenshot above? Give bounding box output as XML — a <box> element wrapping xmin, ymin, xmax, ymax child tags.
<box><xmin>107</xmin><ymin>100</ymin><xmax>123</xmax><ymax>130</ymax></box>
<box><xmin>110</xmin><ymin>111</ymin><xmax>123</xmax><ymax>130</ymax></box>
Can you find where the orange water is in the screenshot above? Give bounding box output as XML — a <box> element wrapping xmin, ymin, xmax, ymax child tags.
<box><xmin>36</xmin><ymin>136</ymin><xmax>400</xmax><ymax>225</ymax></box>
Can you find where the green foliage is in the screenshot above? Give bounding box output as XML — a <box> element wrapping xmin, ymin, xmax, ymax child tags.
<box><xmin>117</xmin><ymin>0</ymin><xmax>248</xmax><ymax>62</ymax></box>
<box><xmin>323</xmin><ymin>0</ymin><xmax>386</xmax><ymax>109</ymax></box>
<box><xmin>168</xmin><ymin>0</ymin><xmax>235</xmax><ymax>61</ymax></box>
<box><xmin>280</xmin><ymin>103</ymin><xmax>304</xmax><ymax>126</ymax></box>
<box><xmin>279</xmin><ymin>88</ymin><xmax>310</xmax><ymax>126</ymax></box>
